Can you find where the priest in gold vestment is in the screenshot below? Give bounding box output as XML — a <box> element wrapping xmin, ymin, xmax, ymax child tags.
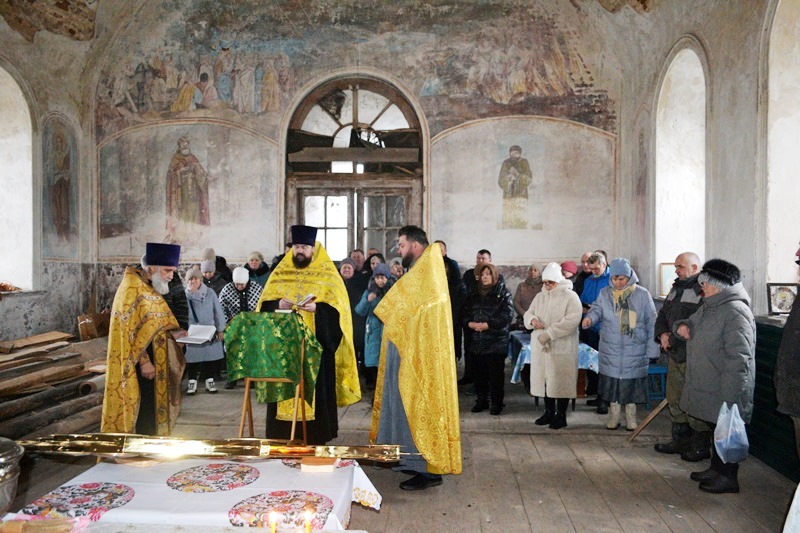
<box><xmin>257</xmin><ymin>225</ymin><xmax>360</xmax><ymax>444</ymax></box>
<box><xmin>371</xmin><ymin>225</ymin><xmax>462</xmax><ymax>491</ymax></box>
<box><xmin>101</xmin><ymin>242</ymin><xmax>186</xmax><ymax>435</ymax></box>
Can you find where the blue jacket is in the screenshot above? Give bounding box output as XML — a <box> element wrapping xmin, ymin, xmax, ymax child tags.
<box><xmin>580</xmin><ymin>268</ymin><xmax>610</xmax><ymax>332</ymax></box>
<box><xmin>585</xmin><ymin>273</ymin><xmax>659</xmax><ymax>379</ymax></box>
<box><xmin>355</xmin><ymin>289</ymin><xmax>385</xmax><ymax>368</ymax></box>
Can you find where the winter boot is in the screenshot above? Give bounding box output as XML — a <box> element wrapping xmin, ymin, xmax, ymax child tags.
<box><xmin>471</xmin><ymin>397</ymin><xmax>489</xmax><ymax>413</ymax></box>
<box><xmin>205</xmin><ymin>378</ymin><xmax>218</xmax><ymax>393</ymax></box>
<box><xmin>691</xmin><ymin>448</ymin><xmax>723</xmax><ymax>482</ymax></box>
<box><xmin>187</xmin><ymin>379</ymin><xmax>197</xmax><ymax>396</ymax></box>
<box><xmin>535</xmin><ymin>397</ymin><xmax>555</xmax><ymax>425</ymax></box>
<box><xmin>699</xmin><ymin>447</ymin><xmax>739</xmax><ymax>493</ymax></box>
<box><xmin>681</xmin><ymin>430</ymin><xmax>712</xmax><ymax>462</ymax></box>
<box><xmin>606</xmin><ymin>402</ymin><xmax>621</xmax><ymax>430</ymax></box>
<box><xmin>625</xmin><ymin>403</ymin><xmax>638</xmax><ymax>431</ymax></box>
<box><xmin>549</xmin><ymin>398</ymin><xmax>569</xmax><ymax>429</ymax></box>
<box><xmin>655</xmin><ymin>422</ymin><xmax>692</xmax><ymax>454</ymax></box>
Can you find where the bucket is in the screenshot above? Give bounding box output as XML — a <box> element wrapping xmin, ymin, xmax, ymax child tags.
<box><xmin>0</xmin><ymin>437</ymin><xmax>24</xmax><ymax>514</ymax></box>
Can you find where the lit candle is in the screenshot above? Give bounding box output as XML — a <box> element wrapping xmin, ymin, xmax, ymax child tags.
<box><xmin>269</xmin><ymin>511</ymin><xmax>278</xmax><ymax>533</ymax></box>
<box><xmin>304</xmin><ymin>510</ymin><xmax>312</xmax><ymax>533</ymax></box>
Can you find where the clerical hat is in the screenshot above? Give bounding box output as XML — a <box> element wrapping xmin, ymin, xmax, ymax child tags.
<box><xmin>145</xmin><ymin>242</ymin><xmax>181</xmax><ymax>267</ymax></box>
<box><xmin>291</xmin><ymin>225</ymin><xmax>318</xmax><ymax>246</ymax></box>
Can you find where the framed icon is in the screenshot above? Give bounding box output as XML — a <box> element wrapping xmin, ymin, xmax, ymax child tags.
<box><xmin>658</xmin><ymin>263</ymin><xmax>676</xmax><ymax>297</ymax></box>
<box><xmin>767</xmin><ymin>283</ymin><xmax>798</xmax><ymax>315</ymax></box>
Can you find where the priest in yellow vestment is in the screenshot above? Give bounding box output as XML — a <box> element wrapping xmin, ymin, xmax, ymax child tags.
<box><xmin>257</xmin><ymin>225</ymin><xmax>360</xmax><ymax>444</ymax></box>
<box><xmin>101</xmin><ymin>242</ymin><xmax>186</xmax><ymax>435</ymax></box>
<box><xmin>371</xmin><ymin>225</ymin><xmax>462</xmax><ymax>491</ymax></box>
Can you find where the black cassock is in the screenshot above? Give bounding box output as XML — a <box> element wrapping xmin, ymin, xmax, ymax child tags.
<box><xmin>260</xmin><ymin>300</ymin><xmax>341</xmax><ymax>444</ymax></box>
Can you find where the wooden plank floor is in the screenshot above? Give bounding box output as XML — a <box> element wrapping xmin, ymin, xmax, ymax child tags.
<box><xmin>12</xmin><ymin>361</ymin><xmax>798</xmax><ymax>532</ymax></box>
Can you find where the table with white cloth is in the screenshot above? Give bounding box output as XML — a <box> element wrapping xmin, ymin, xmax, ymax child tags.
<box><xmin>7</xmin><ymin>458</ymin><xmax>381</xmax><ymax>531</ymax></box>
<box><xmin>508</xmin><ymin>331</ymin><xmax>599</xmax><ymax>384</ymax></box>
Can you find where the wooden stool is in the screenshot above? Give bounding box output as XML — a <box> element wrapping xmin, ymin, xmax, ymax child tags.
<box><xmin>238</xmin><ymin>377</ymin><xmax>307</xmax><ymax>443</ymax></box>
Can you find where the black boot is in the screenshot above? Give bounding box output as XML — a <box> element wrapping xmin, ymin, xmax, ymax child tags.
<box><xmin>699</xmin><ymin>447</ymin><xmax>739</xmax><ymax>493</ymax></box>
<box><xmin>471</xmin><ymin>397</ymin><xmax>489</xmax><ymax>413</ymax></box>
<box><xmin>681</xmin><ymin>430</ymin><xmax>712</xmax><ymax>462</ymax></box>
<box><xmin>595</xmin><ymin>398</ymin><xmax>609</xmax><ymax>415</ymax></box>
<box><xmin>655</xmin><ymin>422</ymin><xmax>692</xmax><ymax>454</ymax></box>
<box><xmin>549</xmin><ymin>398</ymin><xmax>569</xmax><ymax>429</ymax></box>
<box><xmin>535</xmin><ymin>397</ymin><xmax>555</xmax><ymax>425</ymax></box>
<box><xmin>691</xmin><ymin>446</ymin><xmax>723</xmax><ymax>482</ymax></box>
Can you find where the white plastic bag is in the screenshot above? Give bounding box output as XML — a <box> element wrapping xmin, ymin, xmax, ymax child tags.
<box><xmin>714</xmin><ymin>402</ymin><xmax>749</xmax><ymax>463</ymax></box>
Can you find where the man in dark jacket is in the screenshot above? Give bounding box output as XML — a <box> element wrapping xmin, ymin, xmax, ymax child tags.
<box><xmin>436</xmin><ymin>241</ymin><xmax>466</xmax><ymax>362</ymax></box>
<box><xmin>653</xmin><ymin>252</ymin><xmax>705</xmax><ymax>459</ymax></box>
<box><xmin>775</xmin><ymin>241</ymin><xmax>800</xmax><ymax>459</ymax></box>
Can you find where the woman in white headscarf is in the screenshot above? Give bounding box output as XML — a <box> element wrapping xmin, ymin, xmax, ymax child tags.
<box><xmin>523</xmin><ymin>263</ymin><xmax>583</xmax><ymax>429</ymax></box>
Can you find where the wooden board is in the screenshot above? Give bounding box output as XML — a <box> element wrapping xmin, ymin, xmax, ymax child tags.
<box><xmin>0</xmin><ymin>341</ymin><xmax>71</xmax><ymax>363</ymax></box>
<box><xmin>0</xmin><ymin>331</ymin><xmax>73</xmax><ymax>353</ymax></box>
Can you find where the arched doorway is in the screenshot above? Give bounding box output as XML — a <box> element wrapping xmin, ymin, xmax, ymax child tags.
<box><xmin>285</xmin><ymin>76</ymin><xmax>423</xmax><ymax>260</ymax></box>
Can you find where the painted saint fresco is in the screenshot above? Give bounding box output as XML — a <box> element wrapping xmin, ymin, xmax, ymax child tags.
<box><xmin>498</xmin><ymin>145</ymin><xmax>534</xmax><ymax>229</ymax></box>
<box><xmin>94</xmin><ymin>1</ymin><xmax>617</xmax><ymax>143</ymax></box>
<box><xmin>42</xmin><ymin>116</ymin><xmax>78</xmax><ymax>258</ymax></box>
<box><xmin>431</xmin><ymin>117</ymin><xmax>615</xmax><ymax>262</ymax></box>
<box><xmin>98</xmin><ymin>124</ymin><xmax>279</xmax><ymax>260</ymax></box>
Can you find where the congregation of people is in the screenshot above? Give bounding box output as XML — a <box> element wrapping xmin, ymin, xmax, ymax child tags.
<box><xmin>101</xmin><ymin>231</ymin><xmax>757</xmax><ymax>495</ymax></box>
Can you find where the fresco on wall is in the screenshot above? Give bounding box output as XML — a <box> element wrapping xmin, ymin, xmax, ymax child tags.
<box><xmin>431</xmin><ymin>117</ymin><xmax>615</xmax><ymax>263</ymax></box>
<box><xmin>94</xmin><ymin>1</ymin><xmax>617</xmax><ymax>143</ymax></box>
<box><xmin>498</xmin><ymin>144</ymin><xmax>535</xmax><ymax>229</ymax></box>
<box><xmin>42</xmin><ymin>116</ymin><xmax>78</xmax><ymax>259</ymax></box>
<box><xmin>99</xmin><ymin>124</ymin><xmax>279</xmax><ymax>260</ymax></box>
<box><xmin>634</xmin><ymin>108</ymin><xmax>651</xmax><ymax>243</ymax></box>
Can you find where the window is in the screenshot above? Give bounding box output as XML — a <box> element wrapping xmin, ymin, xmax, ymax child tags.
<box><xmin>286</xmin><ymin>77</ymin><xmax>423</xmax><ymax>260</ymax></box>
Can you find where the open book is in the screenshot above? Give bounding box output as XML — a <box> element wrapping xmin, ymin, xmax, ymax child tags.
<box><xmin>275</xmin><ymin>294</ymin><xmax>316</xmax><ymax>313</ymax></box>
<box><xmin>176</xmin><ymin>324</ymin><xmax>217</xmax><ymax>345</ymax></box>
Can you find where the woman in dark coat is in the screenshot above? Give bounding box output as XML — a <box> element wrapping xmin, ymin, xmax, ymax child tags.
<box><xmin>674</xmin><ymin>259</ymin><xmax>756</xmax><ymax>494</ymax></box>
<box><xmin>462</xmin><ymin>263</ymin><xmax>514</xmax><ymax>415</ymax></box>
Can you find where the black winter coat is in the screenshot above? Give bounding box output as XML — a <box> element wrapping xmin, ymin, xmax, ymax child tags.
<box><xmin>653</xmin><ymin>275</ymin><xmax>702</xmax><ymax>363</ymax></box>
<box><xmin>462</xmin><ymin>281</ymin><xmax>514</xmax><ymax>356</ymax></box>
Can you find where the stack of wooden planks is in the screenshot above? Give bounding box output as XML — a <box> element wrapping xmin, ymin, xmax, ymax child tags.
<box><xmin>0</xmin><ymin>332</ymin><xmax>108</xmax><ymax>440</ymax></box>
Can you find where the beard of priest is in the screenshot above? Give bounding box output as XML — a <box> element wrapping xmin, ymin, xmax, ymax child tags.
<box><xmin>257</xmin><ymin>225</ymin><xmax>360</xmax><ymax>444</ymax></box>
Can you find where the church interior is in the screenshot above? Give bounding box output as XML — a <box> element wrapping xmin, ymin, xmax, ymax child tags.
<box><xmin>1</xmin><ymin>0</ymin><xmax>800</xmax><ymax>530</ymax></box>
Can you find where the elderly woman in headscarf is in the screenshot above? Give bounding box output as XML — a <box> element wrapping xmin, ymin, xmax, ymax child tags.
<box><xmin>340</xmin><ymin>257</ymin><xmax>367</xmax><ymax>372</ymax></box>
<box><xmin>389</xmin><ymin>258</ymin><xmax>404</xmax><ymax>279</ymax></box>
<box><xmin>674</xmin><ymin>259</ymin><xmax>755</xmax><ymax>494</ymax></box>
<box><xmin>245</xmin><ymin>251</ymin><xmax>270</xmax><ymax>287</ymax></box>
<box><xmin>462</xmin><ymin>263</ymin><xmax>514</xmax><ymax>415</ymax></box>
<box><xmin>581</xmin><ymin>258</ymin><xmax>659</xmax><ymax>431</ymax></box>
<box><xmin>523</xmin><ymin>263</ymin><xmax>583</xmax><ymax>429</ymax></box>
<box><xmin>184</xmin><ymin>267</ymin><xmax>226</xmax><ymax>395</ymax></box>
<box><xmin>513</xmin><ymin>264</ymin><xmax>544</xmax><ymax>327</ymax></box>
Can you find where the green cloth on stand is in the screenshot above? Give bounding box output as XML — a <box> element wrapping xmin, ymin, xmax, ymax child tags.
<box><xmin>224</xmin><ymin>311</ymin><xmax>322</xmax><ymax>405</ymax></box>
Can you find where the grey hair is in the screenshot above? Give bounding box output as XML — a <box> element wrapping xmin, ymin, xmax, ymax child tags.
<box><xmin>698</xmin><ymin>272</ymin><xmax>730</xmax><ymax>290</ymax></box>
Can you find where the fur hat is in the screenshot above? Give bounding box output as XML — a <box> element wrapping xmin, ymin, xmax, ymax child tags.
<box><xmin>560</xmin><ymin>261</ymin><xmax>578</xmax><ymax>276</ymax></box>
<box><xmin>200</xmin><ymin>259</ymin><xmax>215</xmax><ymax>273</ymax></box>
<box><xmin>232</xmin><ymin>267</ymin><xmax>249</xmax><ymax>284</ymax></box>
<box><xmin>700</xmin><ymin>259</ymin><xmax>740</xmax><ymax>286</ymax></box>
<box><xmin>609</xmin><ymin>258</ymin><xmax>632</xmax><ymax>278</ymax></box>
<box><xmin>542</xmin><ymin>262</ymin><xmax>564</xmax><ymax>283</ymax></box>
<box><xmin>144</xmin><ymin>242</ymin><xmax>181</xmax><ymax>268</ymax></box>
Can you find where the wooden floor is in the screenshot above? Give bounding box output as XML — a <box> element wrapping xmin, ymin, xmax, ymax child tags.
<box><xmin>12</xmin><ymin>362</ymin><xmax>798</xmax><ymax>532</ymax></box>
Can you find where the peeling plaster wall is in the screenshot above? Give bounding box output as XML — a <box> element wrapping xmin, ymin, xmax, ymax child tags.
<box><xmin>0</xmin><ymin>0</ymin><xmax>781</xmax><ymax>340</ymax></box>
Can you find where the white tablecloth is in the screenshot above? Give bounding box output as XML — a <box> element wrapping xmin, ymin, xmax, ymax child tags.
<box><xmin>8</xmin><ymin>458</ymin><xmax>380</xmax><ymax>531</ymax></box>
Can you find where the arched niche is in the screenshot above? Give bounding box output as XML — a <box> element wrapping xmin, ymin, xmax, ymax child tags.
<box><xmin>655</xmin><ymin>45</ymin><xmax>707</xmax><ymax>269</ymax></box>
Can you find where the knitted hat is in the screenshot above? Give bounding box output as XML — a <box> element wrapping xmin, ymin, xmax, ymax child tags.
<box><xmin>184</xmin><ymin>267</ymin><xmax>202</xmax><ymax>283</ymax></box>
<box><xmin>290</xmin><ymin>225</ymin><xmax>317</xmax><ymax>246</ymax></box>
<box><xmin>232</xmin><ymin>267</ymin><xmax>249</xmax><ymax>284</ymax></box>
<box><xmin>339</xmin><ymin>258</ymin><xmax>355</xmax><ymax>270</ymax></box>
<box><xmin>700</xmin><ymin>259</ymin><xmax>740</xmax><ymax>286</ymax></box>
<box><xmin>372</xmin><ymin>263</ymin><xmax>391</xmax><ymax>279</ymax></box>
<box><xmin>609</xmin><ymin>258</ymin><xmax>632</xmax><ymax>278</ymax></box>
<box><xmin>542</xmin><ymin>262</ymin><xmax>564</xmax><ymax>283</ymax></box>
<box><xmin>201</xmin><ymin>247</ymin><xmax>216</xmax><ymax>260</ymax></box>
<box><xmin>560</xmin><ymin>261</ymin><xmax>578</xmax><ymax>276</ymax></box>
<box><xmin>144</xmin><ymin>242</ymin><xmax>181</xmax><ymax>267</ymax></box>
<box><xmin>200</xmin><ymin>259</ymin><xmax>215</xmax><ymax>273</ymax></box>
<box><xmin>248</xmin><ymin>251</ymin><xmax>264</xmax><ymax>263</ymax></box>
